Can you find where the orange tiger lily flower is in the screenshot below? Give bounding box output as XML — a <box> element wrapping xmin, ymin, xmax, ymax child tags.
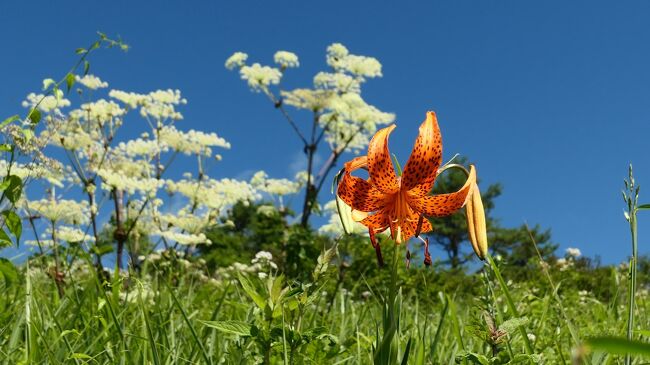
<box><xmin>337</xmin><ymin>111</ymin><xmax>476</xmax><ymax>264</ymax></box>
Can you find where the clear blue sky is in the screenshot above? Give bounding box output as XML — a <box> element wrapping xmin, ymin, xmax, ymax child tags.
<box><xmin>1</xmin><ymin>1</ymin><xmax>649</xmax><ymax>264</ymax></box>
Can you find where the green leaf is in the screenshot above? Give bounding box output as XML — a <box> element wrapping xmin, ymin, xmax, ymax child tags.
<box><xmin>400</xmin><ymin>337</ymin><xmax>413</xmax><ymax>365</ymax></box>
<box><xmin>75</xmin><ymin>48</ymin><xmax>87</xmax><ymax>55</ymax></box>
<box><xmin>586</xmin><ymin>336</ymin><xmax>650</xmax><ymax>357</ymax></box>
<box><xmin>0</xmin><ymin>258</ymin><xmax>17</xmax><ymax>286</ymax></box>
<box><xmin>65</xmin><ymin>73</ymin><xmax>76</xmax><ymax>93</ymax></box>
<box><xmin>69</xmin><ymin>353</ymin><xmax>93</xmax><ymax>360</ymax></box>
<box><xmin>200</xmin><ymin>320</ymin><xmax>252</xmax><ymax>337</ymax></box>
<box><xmin>499</xmin><ymin>317</ymin><xmax>530</xmax><ymax>335</ymax></box>
<box><xmin>2</xmin><ymin>210</ymin><xmax>21</xmax><ymax>244</ymax></box>
<box><xmin>638</xmin><ymin>204</ymin><xmax>650</xmax><ymax>211</ymax></box>
<box><xmin>1</xmin><ymin>115</ymin><xmax>20</xmax><ymax>128</ymax></box>
<box><xmin>84</xmin><ymin>60</ymin><xmax>91</xmax><ymax>75</ymax></box>
<box><xmin>3</xmin><ymin>175</ymin><xmax>22</xmax><ymax>204</ymax></box>
<box><xmin>22</xmin><ymin>129</ymin><xmax>33</xmax><ymax>143</ymax></box>
<box><xmin>28</xmin><ymin>108</ymin><xmax>41</xmax><ymax>124</ymax></box>
<box><xmin>237</xmin><ymin>273</ymin><xmax>267</xmax><ymax>310</ymax></box>
<box><xmin>0</xmin><ymin>144</ymin><xmax>13</xmax><ymax>152</ymax></box>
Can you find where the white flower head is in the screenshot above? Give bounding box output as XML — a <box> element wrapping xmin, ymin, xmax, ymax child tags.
<box><xmin>75</xmin><ymin>74</ymin><xmax>108</xmax><ymax>90</ymax></box>
<box><xmin>22</xmin><ymin>90</ymin><xmax>71</xmax><ymax>113</ymax></box>
<box><xmin>274</xmin><ymin>51</ymin><xmax>299</xmax><ymax>68</ymax></box>
<box><xmin>225</xmin><ymin>52</ymin><xmax>249</xmax><ymax>70</ymax></box>
<box><xmin>240</xmin><ymin>63</ymin><xmax>282</xmax><ymax>92</ymax></box>
<box><xmin>566</xmin><ymin>247</ymin><xmax>582</xmax><ymax>258</ymax></box>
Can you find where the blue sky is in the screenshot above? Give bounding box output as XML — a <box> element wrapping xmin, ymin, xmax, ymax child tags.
<box><xmin>1</xmin><ymin>1</ymin><xmax>649</xmax><ymax>264</ymax></box>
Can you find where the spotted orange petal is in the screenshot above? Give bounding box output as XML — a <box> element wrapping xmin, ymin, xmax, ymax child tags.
<box><xmin>367</xmin><ymin>124</ymin><xmax>399</xmax><ymax>194</ymax></box>
<box><xmin>402</xmin><ymin>111</ymin><xmax>443</xmax><ymax>197</ymax></box>
<box><xmin>359</xmin><ymin>206</ymin><xmax>392</xmax><ymax>232</ymax></box>
<box><xmin>337</xmin><ymin>157</ymin><xmax>388</xmax><ymax>212</ymax></box>
<box><xmin>407</xmin><ymin>165</ymin><xmax>476</xmax><ymax>217</ymax></box>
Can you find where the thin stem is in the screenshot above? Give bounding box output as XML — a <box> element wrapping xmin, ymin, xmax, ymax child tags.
<box><xmin>264</xmin><ymin>90</ymin><xmax>308</xmax><ymax>146</ymax></box>
<box><xmin>625</xmin><ymin>212</ymin><xmax>638</xmax><ymax>365</ymax></box>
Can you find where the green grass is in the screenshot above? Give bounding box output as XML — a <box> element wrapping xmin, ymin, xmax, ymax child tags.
<box><xmin>0</xmin><ymin>248</ymin><xmax>648</xmax><ymax>364</ymax></box>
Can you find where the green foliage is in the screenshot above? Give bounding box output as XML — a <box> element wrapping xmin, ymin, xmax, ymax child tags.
<box><xmin>201</xmin><ymin>201</ymin><xmax>326</xmax><ymax>281</ymax></box>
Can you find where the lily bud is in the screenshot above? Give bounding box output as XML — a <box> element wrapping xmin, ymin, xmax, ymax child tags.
<box><xmin>465</xmin><ymin>181</ymin><xmax>488</xmax><ymax>260</ymax></box>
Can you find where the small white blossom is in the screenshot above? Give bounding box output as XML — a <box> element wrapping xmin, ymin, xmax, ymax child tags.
<box><xmin>566</xmin><ymin>247</ymin><xmax>582</xmax><ymax>258</ymax></box>
<box><xmin>274</xmin><ymin>51</ymin><xmax>299</xmax><ymax>68</ymax></box>
<box><xmin>22</xmin><ymin>90</ymin><xmax>71</xmax><ymax>113</ymax></box>
<box><xmin>26</xmin><ymin>199</ymin><xmax>89</xmax><ymax>225</ymax></box>
<box><xmin>75</xmin><ymin>74</ymin><xmax>108</xmax><ymax>90</ymax></box>
<box><xmin>225</xmin><ymin>52</ymin><xmax>248</xmax><ymax>70</ymax></box>
<box><xmin>240</xmin><ymin>63</ymin><xmax>282</xmax><ymax>91</ymax></box>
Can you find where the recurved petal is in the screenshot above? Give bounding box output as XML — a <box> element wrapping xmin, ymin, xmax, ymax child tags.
<box><xmin>402</xmin><ymin>112</ymin><xmax>443</xmax><ymax>196</ymax></box>
<box><xmin>359</xmin><ymin>207</ymin><xmax>391</xmax><ymax>232</ymax></box>
<box><xmin>367</xmin><ymin>124</ymin><xmax>399</xmax><ymax>194</ymax></box>
<box><xmin>337</xmin><ymin>157</ymin><xmax>388</xmax><ymax>212</ymax></box>
<box><xmin>408</xmin><ymin>165</ymin><xmax>476</xmax><ymax>217</ymax></box>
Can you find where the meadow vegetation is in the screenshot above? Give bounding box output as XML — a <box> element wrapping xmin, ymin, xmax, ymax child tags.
<box><xmin>0</xmin><ymin>34</ymin><xmax>649</xmax><ymax>364</ymax></box>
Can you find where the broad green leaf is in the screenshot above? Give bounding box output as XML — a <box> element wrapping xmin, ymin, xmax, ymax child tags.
<box><xmin>0</xmin><ymin>228</ymin><xmax>12</xmax><ymax>247</ymax></box>
<box><xmin>75</xmin><ymin>48</ymin><xmax>87</xmax><ymax>55</ymax></box>
<box><xmin>2</xmin><ymin>210</ymin><xmax>21</xmax><ymax>243</ymax></box>
<box><xmin>84</xmin><ymin>60</ymin><xmax>90</xmax><ymax>75</ymax></box>
<box><xmin>499</xmin><ymin>317</ymin><xmax>530</xmax><ymax>334</ymax></box>
<box><xmin>0</xmin><ymin>144</ymin><xmax>13</xmax><ymax>152</ymax></box>
<box><xmin>0</xmin><ymin>258</ymin><xmax>18</xmax><ymax>285</ymax></box>
<box><xmin>28</xmin><ymin>108</ymin><xmax>41</xmax><ymax>124</ymax></box>
<box><xmin>237</xmin><ymin>273</ymin><xmax>266</xmax><ymax>310</ymax></box>
<box><xmin>200</xmin><ymin>320</ymin><xmax>252</xmax><ymax>337</ymax></box>
<box><xmin>0</xmin><ymin>115</ymin><xmax>20</xmax><ymax>128</ymax></box>
<box><xmin>586</xmin><ymin>336</ymin><xmax>650</xmax><ymax>357</ymax></box>
<box><xmin>3</xmin><ymin>175</ymin><xmax>22</xmax><ymax>204</ymax></box>
<box><xmin>65</xmin><ymin>73</ymin><xmax>76</xmax><ymax>93</ymax></box>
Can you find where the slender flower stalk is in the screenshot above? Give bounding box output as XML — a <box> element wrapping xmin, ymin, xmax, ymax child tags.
<box><xmin>622</xmin><ymin>164</ymin><xmax>649</xmax><ymax>365</ymax></box>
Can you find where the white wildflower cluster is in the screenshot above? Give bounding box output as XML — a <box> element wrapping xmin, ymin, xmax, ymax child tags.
<box><xmin>22</xmin><ymin>89</ymin><xmax>71</xmax><ymax>113</ymax></box>
<box><xmin>218</xmin><ymin>250</ymin><xmax>278</xmax><ymax>280</ymax></box>
<box><xmin>75</xmin><ymin>74</ymin><xmax>108</xmax><ymax>90</ymax></box>
<box><xmin>318</xmin><ymin>92</ymin><xmax>394</xmax><ymax>151</ymax></box>
<box><xmin>240</xmin><ymin>63</ymin><xmax>282</xmax><ymax>92</ymax></box>
<box><xmin>325</xmin><ymin>43</ymin><xmax>382</xmax><ymax>78</ymax></box>
<box><xmin>158</xmin><ymin>230</ymin><xmax>211</xmax><ymax>245</ymax></box>
<box><xmin>225</xmin><ymin>52</ymin><xmax>248</xmax><ymax>70</ymax></box>
<box><xmin>252</xmin><ymin>43</ymin><xmax>394</xmax><ymax>152</ymax></box>
<box><xmin>46</xmin><ymin>226</ymin><xmax>93</xmax><ymax>243</ymax></box>
<box><xmin>166</xmin><ymin>177</ymin><xmax>260</xmax><ymax>211</ymax></box>
<box><xmin>159</xmin><ymin>125</ymin><xmax>230</xmax><ymax>156</ymax></box>
<box><xmin>115</xmin><ymin>138</ymin><xmax>163</xmax><ymax>158</ymax></box>
<box><xmin>109</xmin><ymin>88</ymin><xmax>187</xmax><ymax>120</ymax></box>
<box><xmin>274</xmin><ymin>51</ymin><xmax>299</xmax><ymax>68</ymax></box>
<box><xmin>79</xmin><ymin>99</ymin><xmax>126</xmax><ymax>122</ymax></box>
<box><xmin>556</xmin><ymin>258</ymin><xmax>572</xmax><ymax>271</ymax></box>
<box><xmin>17</xmin><ymin>74</ymin><xmax>295</xmax><ymax>267</ymax></box>
<box><xmin>0</xmin><ymin>160</ymin><xmax>64</xmax><ymax>187</ymax></box>
<box><xmin>556</xmin><ymin>247</ymin><xmax>583</xmax><ymax>271</ymax></box>
<box><xmin>251</xmin><ymin>171</ymin><xmax>301</xmax><ymax>196</ymax></box>
<box><xmin>26</xmin><ymin>199</ymin><xmax>89</xmax><ymax>225</ymax></box>
<box><xmin>95</xmin><ymin>168</ymin><xmax>163</xmax><ymax>196</ymax></box>
<box><xmin>566</xmin><ymin>247</ymin><xmax>581</xmax><ymax>258</ymax></box>
<box><xmin>159</xmin><ymin>210</ymin><xmax>212</xmax><ymax>234</ymax></box>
